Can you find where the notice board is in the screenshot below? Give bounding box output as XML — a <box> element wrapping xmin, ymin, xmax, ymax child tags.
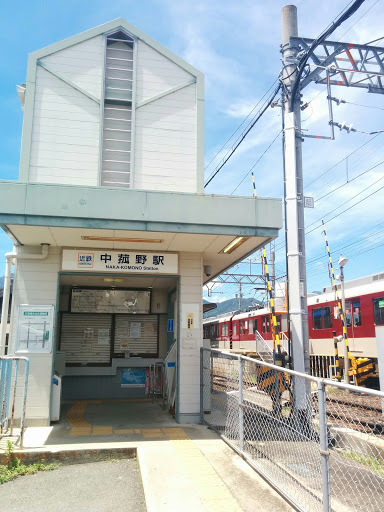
<box><xmin>71</xmin><ymin>289</ymin><xmax>151</xmax><ymax>314</ymax></box>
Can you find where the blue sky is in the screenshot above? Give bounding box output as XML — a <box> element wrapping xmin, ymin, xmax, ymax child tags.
<box><xmin>0</xmin><ymin>0</ymin><xmax>383</xmax><ymax>304</ymax></box>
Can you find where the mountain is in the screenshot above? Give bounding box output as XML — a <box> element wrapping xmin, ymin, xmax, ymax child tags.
<box><xmin>203</xmin><ymin>297</ymin><xmax>263</xmax><ymax>319</ymax></box>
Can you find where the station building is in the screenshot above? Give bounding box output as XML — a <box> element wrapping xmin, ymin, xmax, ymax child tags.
<box><xmin>0</xmin><ymin>19</ymin><xmax>282</xmax><ymax>426</ymax></box>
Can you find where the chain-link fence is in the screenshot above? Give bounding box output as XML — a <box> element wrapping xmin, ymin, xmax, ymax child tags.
<box><xmin>200</xmin><ymin>348</ymin><xmax>384</xmax><ymax>512</ymax></box>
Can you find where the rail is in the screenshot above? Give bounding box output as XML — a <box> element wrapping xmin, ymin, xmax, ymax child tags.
<box><xmin>0</xmin><ymin>356</ymin><xmax>29</xmax><ymax>449</ymax></box>
<box><xmin>201</xmin><ymin>348</ymin><xmax>384</xmax><ymax>512</ymax></box>
<box><xmin>255</xmin><ymin>330</ymin><xmax>273</xmax><ymax>363</ymax></box>
<box><xmin>279</xmin><ymin>331</ymin><xmax>290</xmax><ymax>354</ymax></box>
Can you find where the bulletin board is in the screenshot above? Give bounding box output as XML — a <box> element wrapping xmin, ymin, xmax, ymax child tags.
<box><xmin>71</xmin><ymin>289</ymin><xmax>151</xmax><ymax>314</ymax></box>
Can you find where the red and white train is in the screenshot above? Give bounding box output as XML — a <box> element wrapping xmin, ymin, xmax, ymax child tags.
<box><xmin>203</xmin><ymin>273</ymin><xmax>384</xmax><ymax>359</ymax></box>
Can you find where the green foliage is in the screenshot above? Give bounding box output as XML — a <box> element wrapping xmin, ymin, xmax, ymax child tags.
<box><xmin>342</xmin><ymin>450</ymin><xmax>384</xmax><ymax>477</ymax></box>
<box><xmin>0</xmin><ymin>441</ymin><xmax>58</xmax><ymax>484</ymax></box>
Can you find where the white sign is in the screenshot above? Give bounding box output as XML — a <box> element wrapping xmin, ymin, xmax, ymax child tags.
<box><xmin>181</xmin><ymin>303</ymin><xmax>200</xmax><ymax>330</ymax></box>
<box><xmin>62</xmin><ymin>249</ymin><xmax>178</xmax><ymax>274</ymax></box>
<box><xmin>304</xmin><ymin>196</ymin><xmax>314</xmax><ymax>208</ymax></box>
<box><xmin>16</xmin><ymin>305</ymin><xmax>55</xmax><ymax>353</ymax></box>
<box><xmin>130</xmin><ymin>322</ymin><xmax>141</xmax><ymax>339</ymax></box>
<box><xmin>98</xmin><ymin>329</ymin><xmax>110</xmax><ymax>345</ymax></box>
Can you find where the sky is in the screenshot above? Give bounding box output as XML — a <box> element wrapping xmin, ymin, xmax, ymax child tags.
<box><xmin>0</xmin><ymin>0</ymin><xmax>383</xmax><ymax>305</ymax></box>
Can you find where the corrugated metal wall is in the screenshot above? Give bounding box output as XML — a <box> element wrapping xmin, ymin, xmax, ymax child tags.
<box><xmin>114</xmin><ymin>314</ymin><xmax>158</xmax><ymax>355</ymax></box>
<box><xmin>60</xmin><ymin>314</ymin><xmax>112</xmax><ymax>364</ymax></box>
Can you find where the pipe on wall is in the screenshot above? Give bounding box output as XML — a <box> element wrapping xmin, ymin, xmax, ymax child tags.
<box><xmin>0</xmin><ymin>244</ymin><xmax>50</xmax><ymax>355</ymax></box>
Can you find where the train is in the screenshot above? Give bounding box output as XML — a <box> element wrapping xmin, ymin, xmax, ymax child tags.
<box><xmin>203</xmin><ymin>273</ymin><xmax>384</xmax><ymax>365</ymax></box>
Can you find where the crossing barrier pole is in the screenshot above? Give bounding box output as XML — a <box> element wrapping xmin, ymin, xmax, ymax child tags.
<box><xmin>322</xmin><ymin>220</ymin><xmax>354</xmax><ymax>384</ymax></box>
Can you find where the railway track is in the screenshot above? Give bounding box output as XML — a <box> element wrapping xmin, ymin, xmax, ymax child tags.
<box><xmin>212</xmin><ymin>373</ymin><xmax>384</xmax><ymax>436</ymax></box>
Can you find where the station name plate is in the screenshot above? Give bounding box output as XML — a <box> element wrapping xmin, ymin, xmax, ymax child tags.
<box><xmin>62</xmin><ymin>249</ymin><xmax>178</xmax><ymax>274</ymax></box>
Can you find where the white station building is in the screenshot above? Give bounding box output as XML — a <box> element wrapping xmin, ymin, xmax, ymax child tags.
<box><xmin>0</xmin><ymin>19</ymin><xmax>282</xmax><ymax>426</ymax></box>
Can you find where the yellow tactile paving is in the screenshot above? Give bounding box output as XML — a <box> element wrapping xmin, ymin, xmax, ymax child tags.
<box><xmin>113</xmin><ymin>429</ymin><xmax>135</xmax><ymax>434</ymax></box>
<box><xmin>69</xmin><ymin>427</ymin><xmax>92</xmax><ymax>436</ymax></box>
<box><xmin>141</xmin><ymin>429</ymin><xmax>165</xmax><ymax>438</ymax></box>
<box><xmin>66</xmin><ymin>401</ymin><xmax>91</xmax><ymax>428</ymax></box>
<box><xmin>169</xmin><ymin>431</ymin><xmax>242</xmax><ymax>512</ymax></box>
<box><xmin>91</xmin><ymin>426</ymin><xmax>114</xmax><ymax>436</ymax></box>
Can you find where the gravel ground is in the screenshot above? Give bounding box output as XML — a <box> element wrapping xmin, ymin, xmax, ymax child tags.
<box><xmin>0</xmin><ymin>459</ymin><xmax>147</xmax><ymax>512</ymax></box>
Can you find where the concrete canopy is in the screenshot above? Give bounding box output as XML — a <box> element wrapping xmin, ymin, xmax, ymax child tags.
<box><xmin>0</xmin><ymin>181</ymin><xmax>282</xmax><ymax>282</ymax></box>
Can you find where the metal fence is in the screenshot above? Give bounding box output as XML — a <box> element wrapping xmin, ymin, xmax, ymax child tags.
<box><xmin>200</xmin><ymin>348</ymin><xmax>384</xmax><ymax>512</ymax></box>
<box><xmin>0</xmin><ymin>356</ymin><xmax>29</xmax><ymax>449</ymax></box>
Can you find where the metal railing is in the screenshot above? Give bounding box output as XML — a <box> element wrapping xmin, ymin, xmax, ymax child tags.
<box><xmin>0</xmin><ymin>357</ymin><xmax>29</xmax><ymax>449</ymax></box>
<box><xmin>255</xmin><ymin>330</ymin><xmax>273</xmax><ymax>363</ymax></box>
<box><xmin>279</xmin><ymin>331</ymin><xmax>290</xmax><ymax>354</ymax></box>
<box><xmin>200</xmin><ymin>348</ymin><xmax>384</xmax><ymax>512</ymax></box>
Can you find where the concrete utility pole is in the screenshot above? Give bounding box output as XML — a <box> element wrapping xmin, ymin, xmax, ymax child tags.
<box><xmin>281</xmin><ymin>5</ymin><xmax>310</xmax><ymax>379</ymax></box>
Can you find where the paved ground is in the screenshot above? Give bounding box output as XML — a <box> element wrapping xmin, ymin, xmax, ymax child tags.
<box><xmin>0</xmin><ymin>459</ymin><xmax>146</xmax><ymax>512</ymax></box>
<box><xmin>1</xmin><ymin>400</ymin><xmax>294</xmax><ymax>512</ymax></box>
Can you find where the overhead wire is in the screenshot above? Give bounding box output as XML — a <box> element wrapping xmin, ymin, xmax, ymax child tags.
<box><xmin>314</xmin><ymin>158</ymin><xmax>384</xmax><ymax>202</ymax></box>
<box><xmin>289</xmin><ymin>0</ymin><xmax>366</xmax><ymax>111</ymax></box>
<box><xmin>306</xmin><ymin>180</ymin><xmax>384</xmax><ymax>234</ymax></box>
<box><xmin>231</xmin><ymin>130</ymin><xmax>282</xmax><ymax>195</ymax></box>
<box><xmin>304</xmin><ymin>133</ymin><xmax>381</xmax><ymax>189</ymax></box>
<box><xmin>204</xmin><ymin>79</ymin><xmax>279</xmax><ymax>177</ymax></box>
<box><xmin>204</xmin><ymin>82</ymin><xmax>281</xmax><ymax>188</ymax></box>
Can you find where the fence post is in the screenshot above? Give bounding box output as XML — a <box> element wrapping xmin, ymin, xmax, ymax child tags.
<box><xmin>238</xmin><ymin>356</ymin><xmax>244</xmax><ymax>452</ymax></box>
<box><xmin>318</xmin><ymin>380</ymin><xmax>331</xmax><ymax>512</ymax></box>
<box><xmin>200</xmin><ymin>348</ymin><xmax>204</xmax><ymax>424</ymax></box>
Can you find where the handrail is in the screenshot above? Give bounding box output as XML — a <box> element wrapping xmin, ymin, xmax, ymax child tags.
<box><xmin>254</xmin><ymin>330</ymin><xmax>273</xmax><ymax>362</ymax></box>
<box><xmin>279</xmin><ymin>332</ymin><xmax>290</xmax><ymax>353</ymax></box>
<box><xmin>0</xmin><ymin>356</ymin><xmax>29</xmax><ymax>449</ymax></box>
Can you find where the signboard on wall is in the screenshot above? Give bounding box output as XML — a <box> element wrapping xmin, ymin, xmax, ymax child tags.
<box><xmin>15</xmin><ymin>305</ymin><xmax>55</xmax><ymax>353</ymax></box>
<box><xmin>121</xmin><ymin>368</ymin><xmax>146</xmax><ymax>388</ymax></box>
<box><xmin>71</xmin><ymin>289</ymin><xmax>151</xmax><ymax>314</ymax></box>
<box><xmin>62</xmin><ymin>249</ymin><xmax>178</xmax><ymax>274</ymax></box>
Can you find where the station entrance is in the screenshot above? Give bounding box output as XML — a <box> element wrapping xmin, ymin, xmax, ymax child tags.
<box><xmin>54</xmin><ymin>272</ymin><xmax>178</xmax><ymax>427</ymax></box>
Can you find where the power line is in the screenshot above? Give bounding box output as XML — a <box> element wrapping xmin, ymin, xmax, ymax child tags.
<box><xmin>204</xmin><ymin>80</ymin><xmax>279</xmax><ymax>174</ymax></box>
<box><xmin>204</xmin><ymin>83</ymin><xmax>281</xmax><ymax>188</ymax></box>
<box><xmin>289</xmin><ymin>0</ymin><xmax>367</xmax><ymax>111</ymax></box>
<box><xmin>332</xmin><ymin>98</ymin><xmax>384</xmax><ymax>111</ymax></box>
<box><xmin>231</xmin><ymin>130</ymin><xmax>282</xmax><ymax>195</ymax></box>
<box><xmin>304</xmin><ymin>133</ymin><xmax>381</xmax><ymax>189</ymax></box>
<box><xmin>337</xmin><ymin>0</ymin><xmax>381</xmax><ymax>40</ymax></box>
<box><xmin>315</xmin><ymin>159</ymin><xmax>384</xmax><ymax>202</ymax></box>
<box><xmin>365</xmin><ymin>35</ymin><xmax>384</xmax><ymax>44</ymax></box>
<box><xmin>306</xmin><ymin>179</ymin><xmax>384</xmax><ymax>234</ymax></box>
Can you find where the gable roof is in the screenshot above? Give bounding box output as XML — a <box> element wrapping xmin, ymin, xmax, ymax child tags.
<box><xmin>28</xmin><ymin>18</ymin><xmax>203</xmax><ymax>79</ymax></box>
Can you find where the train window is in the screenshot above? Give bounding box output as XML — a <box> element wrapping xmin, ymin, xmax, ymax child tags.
<box><xmin>249</xmin><ymin>320</ymin><xmax>254</xmax><ymax>335</ymax></box>
<box><xmin>373</xmin><ymin>297</ymin><xmax>384</xmax><ymax>325</ymax></box>
<box><xmin>281</xmin><ymin>315</ymin><xmax>288</xmax><ymax>332</ymax></box>
<box><xmin>276</xmin><ymin>315</ymin><xmax>281</xmax><ymax>334</ymax></box>
<box><xmin>222</xmin><ymin>324</ymin><xmax>228</xmax><ymax>336</ymax></box>
<box><xmin>312</xmin><ymin>307</ymin><xmax>332</xmax><ymax>329</ymax></box>
<box><xmin>262</xmin><ymin>317</ymin><xmax>270</xmax><ymax>333</ymax></box>
<box><xmin>240</xmin><ymin>320</ymin><xmax>245</xmax><ymax>335</ymax></box>
<box><xmin>233</xmin><ymin>323</ymin><xmax>237</xmax><ymax>336</ymax></box>
<box><xmin>346</xmin><ymin>300</ymin><xmax>361</xmax><ymax>327</ymax></box>
<box><xmin>253</xmin><ymin>319</ymin><xmax>258</xmax><ymax>333</ymax></box>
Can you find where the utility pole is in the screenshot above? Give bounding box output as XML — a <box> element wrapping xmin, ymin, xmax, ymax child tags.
<box><xmin>339</xmin><ymin>254</ymin><xmax>350</xmax><ymax>383</ymax></box>
<box><xmin>281</xmin><ymin>5</ymin><xmax>310</xmax><ymax>379</ymax></box>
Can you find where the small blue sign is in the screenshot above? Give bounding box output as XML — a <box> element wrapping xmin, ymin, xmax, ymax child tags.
<box><xmin>167</xmin><ymin>319</ymin><xmax>174</xmax><ymax>333</ymax></box>
<box><xmin>121</xmin><ymin>369</ymin><xmax>146</xmax><ymax>388</ymax></box>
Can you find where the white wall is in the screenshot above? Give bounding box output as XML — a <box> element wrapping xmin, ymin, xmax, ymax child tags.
<box><xmin>23</xmin><ymin>33</ymin><xmax>200</xmax><ymax>193</ymax></box>
<box><xmin>9</xmin><ymin>247</ymin><xmax>60</xmax><ymax>426</ymax></box>
<box><xmin>135</xmin><ymin>41</ymin><xmax>198</xmax><ymax>193</ymax></box>
<box><xmin>28</xmin><ymin>36</ymin><xmax>103</xmax><ymax>186</ymax></box>
<box><xmin>178</xmin><ymin>252</ymin><xmax>203</xmax><ymax>422</ymax></box>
